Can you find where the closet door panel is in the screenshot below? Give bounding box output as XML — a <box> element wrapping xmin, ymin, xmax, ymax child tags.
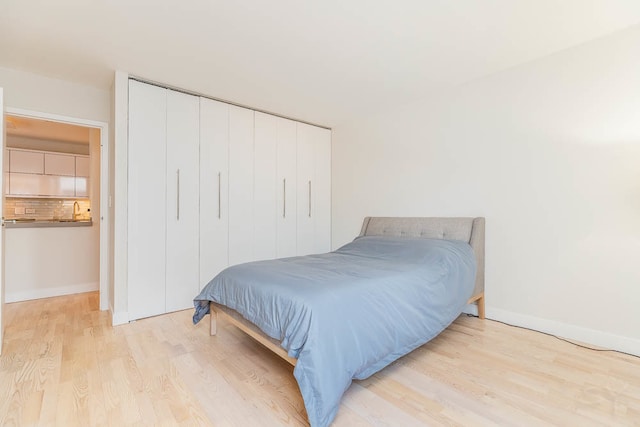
<box><xmin>228</xmin><ymin>106</ymin><xmax>255</xmax><ymax>265</ymax></box>
<box><xmin>199</xmin><ymin>98</ymin><xmax>229</xmax><ymax>289</ymax></box>
<box><xmin>127</xmin><ymin>80</ymin><xmax>167</xmax><ymax>320</ymax></box>
<box><xmin>296</xmin><ymin>123</ymin><xmax>315</xmax><ymax>256</ymax></box>
<box><xmin>276</xmin><ymin>118</ymin><xmax>297</xmax><ymax>258</ymax></box>
<box><xmin>314</xmin><ymin>127</ymin><xmax>332</xmax><ymax>253</ymax></box>
<box><xmin>165</xmin><ymin>90</ymin><xmax>200</xmax><ymax>312</ymax></box>
<box><xmin>253</xmin><ymin>112</ymin><xmax>277</xmax><ymax>261</ymax></box>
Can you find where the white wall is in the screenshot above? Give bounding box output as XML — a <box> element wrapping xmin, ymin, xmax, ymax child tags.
<box><xmin>332</xmin><ymin>25</ymin><xmax>640</xmax><ymax>354</ymax></box>
<box><xmin>0</xmin><ymin>66</ymin><xmax>110</xmax><ymax>123</ymax></box>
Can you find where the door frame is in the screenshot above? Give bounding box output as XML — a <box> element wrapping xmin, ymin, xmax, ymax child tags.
<box><xmin>5</xmin><ymin>107</ymin><xmax>110</xmax><ymax>311</ymax></box>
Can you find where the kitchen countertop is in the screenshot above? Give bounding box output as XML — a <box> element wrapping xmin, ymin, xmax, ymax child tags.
<box><xmin>4</xmin><ymin>218</ymin><xmax>93</xmax><ymax>228</ymax></box>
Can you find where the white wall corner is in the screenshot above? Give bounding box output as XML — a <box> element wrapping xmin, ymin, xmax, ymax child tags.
<box><xmin>485</xmin><ymin>307</ymin><xmax>640</xmax><ymax>358</ymax></box>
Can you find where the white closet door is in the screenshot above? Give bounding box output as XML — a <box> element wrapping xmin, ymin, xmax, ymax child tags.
<box><xmin>276</xmin><ymin>118</ymin><xmax>297</xmax><ymax>258</ymax></box>
<box><xmin>296</xmin><ymin>123</ymin><xmax>315</xmax><ymax>256</ymax></box>
<box><xmin>313</xmin><ymin>127</ymin><xmax>332</xmax><ymax>253</ymax></box>
<box><xmin>199</xmin><ymin>98</ymin><xmax>229</xmax><ymax>289</ymax></box>
<box><xmin>127</xmin><ymin>80</ymin><xmax>167</xmax><ymax>320</ymax></box>
<box><xmin>165</xmin><ymin>90</ymin><xmax>200</xmax><ymax>313</ymax></box>
<box><xmin>228</xmin><ymin>106</ymin><xmax>254</xmax><ymax>265</ymax></box>
<box><xmin>253</xmin><ymin>112</ymin><xmax>277</xmax><ymax>261</ymax></box>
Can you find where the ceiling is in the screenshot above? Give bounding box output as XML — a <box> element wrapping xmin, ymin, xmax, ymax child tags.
<box><xmin>6</xmin><ymin>115</ymin><xmax>90</xmax><ymax>144</ymax></box>
<box><xmin>1</xmin><ymin>1</ymin><xmax>640</xmax><ymax>127</ymax></box>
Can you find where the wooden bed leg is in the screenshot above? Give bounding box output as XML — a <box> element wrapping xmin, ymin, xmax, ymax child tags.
<box><xmin>477</xmin><ymin>294</ymin><xmax>486</xmax><ymax>320</ymax></box>
<box><xmin>210</xmin><ymin>305</ymin><xmax>218</xmax><ymax>336</ymax></box>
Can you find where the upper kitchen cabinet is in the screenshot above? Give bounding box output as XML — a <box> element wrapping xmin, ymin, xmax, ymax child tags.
<box><xmin>44</xmin><ymin>153</ymin><xmax>76</xmax><ymax>197</ymax></box>
<box><xmin>10</xmin><ymin>150</ymin><xmax>44</xmax><ymax>174</ymax></box>
<box><xmin>75</xmin><ymin>155</ymin><xmax>89</xmax><ymax>197</ymax></box>
<box><xmin>75</xmin><ymin>156</ymin><xmax>89</xmax><ymax>177</ymax></box>
<box><xmin>4</xmin><ymin>149</ymin><xmax>9</xmax><ymax>195</ymax></box>
<box><xmin>6</xmin><ymin>148</ymin><xmax>88</xmax><ymax>198</ymax></box>
<box><xmin>44</xmin><ymin>153</ymin><xmax>75</xmax><ymax>176</ymax></box>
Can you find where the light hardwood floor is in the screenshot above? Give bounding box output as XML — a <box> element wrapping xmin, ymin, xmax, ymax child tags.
<box><xmin>1</xmin><ymin>292</ymin><xmax>638</xmax><ymax>426</ymax></box>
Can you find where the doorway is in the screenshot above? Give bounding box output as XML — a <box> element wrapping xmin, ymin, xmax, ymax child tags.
<box><xmin>4</xmin><ymin>109</ymin><xmax>109</xmax><ymax>310</ymax></box>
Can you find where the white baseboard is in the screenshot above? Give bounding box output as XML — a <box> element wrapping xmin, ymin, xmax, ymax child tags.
<box><xmin>110</xmin><ymin>306</ymin><xmax>129</xmax><ymax>326</ymax></box>
<box><xmin>6</xmin><ymin>282</ymin><xmax>99</xmax><ymax>303</ymax></box>
<box><xmin>484</xmin><ymin>307</ymin><xmax>640</xmax><ymax>357</ymax></box>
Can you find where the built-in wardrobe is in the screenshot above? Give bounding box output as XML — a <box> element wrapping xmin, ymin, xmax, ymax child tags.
<box><xmin>127</xmin><ymin>79</ymin><xmax>331</xmax><ymax>321</ymax></box>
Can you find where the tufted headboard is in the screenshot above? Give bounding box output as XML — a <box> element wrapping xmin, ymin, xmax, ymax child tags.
<box><xmin>359</xmin><ymin>217</ymin><xmax>485</xmax><ymax>307</ymax></box>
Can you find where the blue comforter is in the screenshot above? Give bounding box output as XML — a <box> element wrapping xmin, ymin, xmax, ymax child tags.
<box><xmin>193</xmin><ymin>236</ymin><xmax>476</xmax><ymax>427</ymax></box>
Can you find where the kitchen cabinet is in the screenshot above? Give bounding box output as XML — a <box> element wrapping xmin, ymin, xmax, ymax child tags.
<box><xmin>75</xmin><ymin>156</ymin><xmax>89</xmax><ymax>177</ymax></box>
<box><xmin>7</xmin><ymin>173</ymin><xmax>46</xmax><ymax>197</ymax></box>
<box><xmin>75</xmin><ymin>177</ymin><xmax>88</xmax><ymax>197</ymax></box>
<box><xmin>45</xmin><ymin>153</ymin><xmax>75</xmax><ymax>176</ymax></box>
<box><xmin>10</xmin><ymin>150</ymin><xmax>43</xmax><ymax>174</ymax></box>
<box><xmin>8</xmin><ymin>173</ymin><xmax>75</xmax><ymax>198</ymax></box>
<box><xmin>127</xmin><ymin>80</ymin><xmax>200</xmax><ymax>320</ymax></box>
<box><xmin>75</xmin><ymin>156</ymin><xmax>89</xmax><ymax>197</ymax></box>
<box><xmin>43</xmin><ymin>175</ymin><xmax>76</xmax><ymax>197</ymax></box>
<box><xmin>199</xmin><ymin>98</ymin><xmax>229</xmax><ymax>290</ymax></box>
<box><xmin>228</xmin><ymin>105</ymin><xmax>255</xmax><ymax>266</ymax></box>
<box><xmin>6</xmin><ymin>149</ymin><xmax>90</xmax><ymax>198</ymax></box>
<box><xmin>3</xmin><ymin>149</ymin><xmax>8</xmax><ymax>195</ymax></box>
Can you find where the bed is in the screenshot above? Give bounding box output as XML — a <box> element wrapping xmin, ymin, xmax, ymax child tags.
<box><xmin>193</xmin><ymin>216</ymin><xmax>485</xmax><ymax>427</ymax></box>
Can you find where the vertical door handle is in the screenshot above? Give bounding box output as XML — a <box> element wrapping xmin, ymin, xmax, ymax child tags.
<box><xmin>283</xmin><ymin>178</ymin><xmax>286</xmax><ymax>218</ymax></box>
<box><xmin>218</xmin><ymin>172</ymin><xmax>222</xmax><ymax>219</ymax></box>
<box><xmin>308</xmin><ymin>180</ymin><xmax>312</xmax><ymax>218</ymax></box>
<box><xmin>176</xmin><ymin>169</ymin><xmax>180</xmax><ymax>220</ymax></box>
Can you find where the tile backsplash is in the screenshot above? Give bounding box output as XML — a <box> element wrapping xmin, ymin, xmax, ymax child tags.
<box><xmin>4</xmin><ymin>198</ymin><xmax>91</xmax><ymax>221</ymax></box>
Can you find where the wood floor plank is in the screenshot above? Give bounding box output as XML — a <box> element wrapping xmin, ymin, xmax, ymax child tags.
<box><xmin>1</xmin><ymin>292</ymin><xmax>639</xmax><ymax>426</ymax></box>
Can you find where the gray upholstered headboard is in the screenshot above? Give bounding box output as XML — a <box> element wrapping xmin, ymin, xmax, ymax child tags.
<box><xmin>359</xmin><ymin>217</ymin><xmax>485</xmax><ymax>300</ymax></box>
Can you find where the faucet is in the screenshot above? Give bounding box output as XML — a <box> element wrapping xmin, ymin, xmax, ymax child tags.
<box><xmin>73</xmin><ymin>201</ymin><xmax>81</xmax><ymax>220</ymax></box>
